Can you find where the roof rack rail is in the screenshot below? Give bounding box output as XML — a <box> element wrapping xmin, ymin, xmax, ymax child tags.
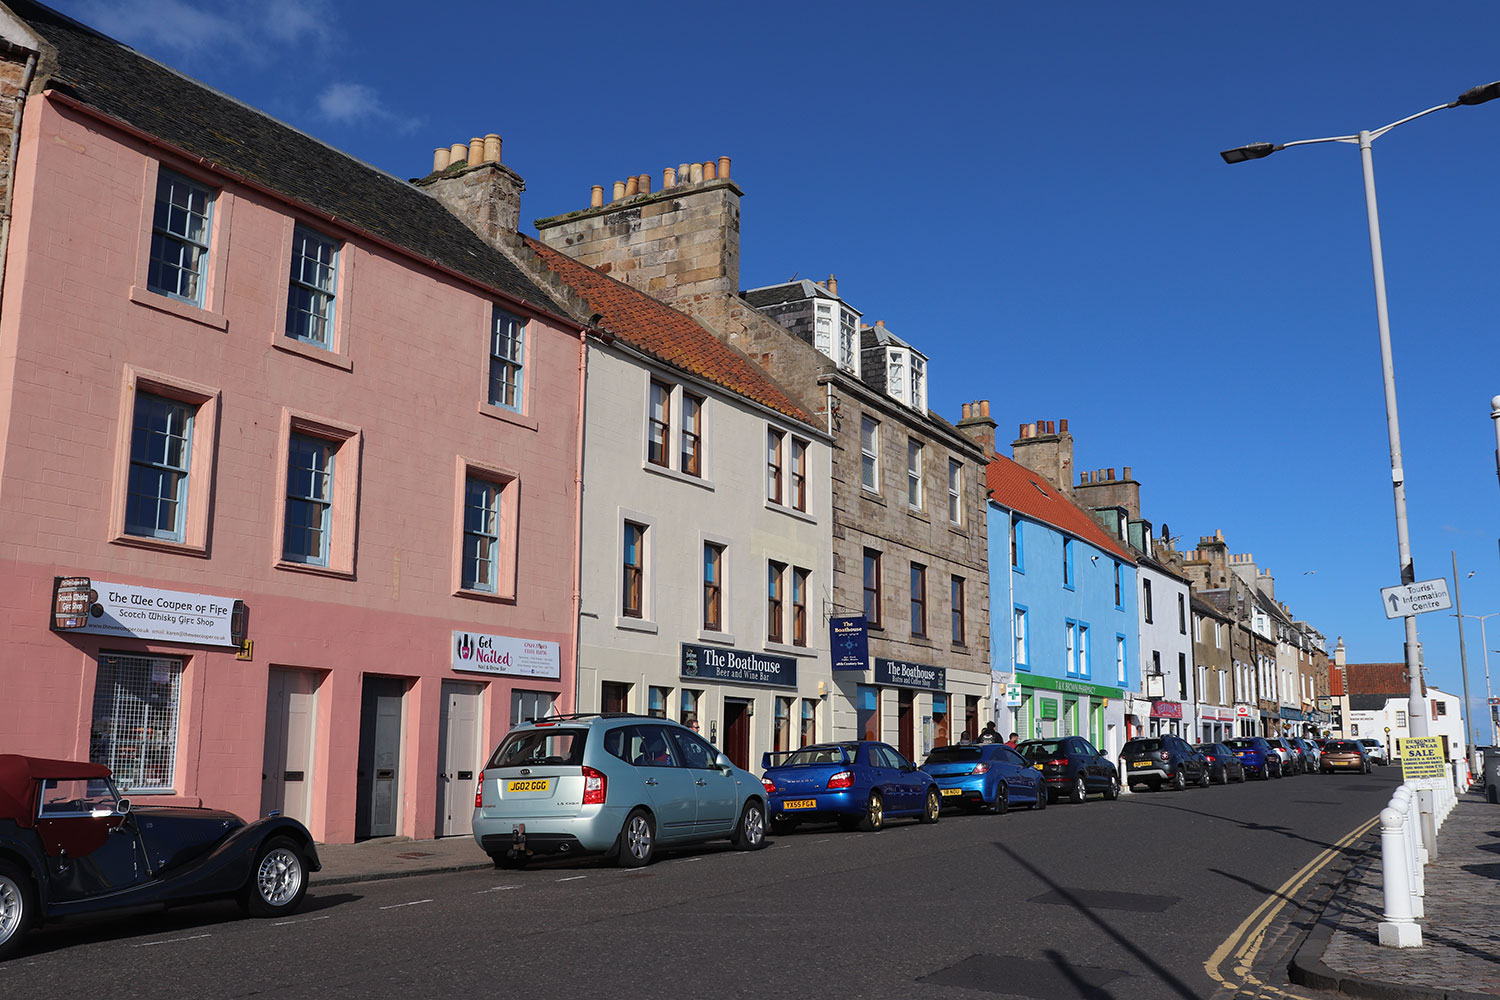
<box><xmin>522</xmin><ymin>711</ymin><xmax>649</xmax><ymax>723</ymax></box>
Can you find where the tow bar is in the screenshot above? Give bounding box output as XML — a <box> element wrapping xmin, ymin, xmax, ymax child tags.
<box><xmin>511</xmin><ymin>823</ymin><xmax>528</xmax><ymax>858</ymax></box>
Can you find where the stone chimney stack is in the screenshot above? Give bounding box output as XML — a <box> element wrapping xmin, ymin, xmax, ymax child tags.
<box><xmin>1074</xmin><ymin>462</ymin><xmax>1141</xmax><ymax>519</ymax></box>
<box><xmin>533</xmin><ymin>157</ymin><xmax>741</xmax><ymax>332</ymax></box>
<box><xmin>1010</xmin><ymin>417</ymin><xmax>1074</xmax><ymax>497</ymax></box>
<box><xmin>416</xmin><ymin>134</ymin><xmax>524</xmax><ymax>248</ymax></box>
<box><xmin>956</xmin><ymin>400</ymin><xmax>997</xmax><ymax>460</ymax></box>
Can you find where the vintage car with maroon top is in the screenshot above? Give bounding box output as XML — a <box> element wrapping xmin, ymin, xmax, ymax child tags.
<box><xmin>0</xmin><ymin>754</ymin><xmax>320</xmax><ymax>959</ymax></box>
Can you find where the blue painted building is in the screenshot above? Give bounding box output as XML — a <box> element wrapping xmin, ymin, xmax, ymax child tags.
<box><xmin>984</xmin><ymin>426</ymin><xmax>1138</xmax><ymax>757</ymax></box>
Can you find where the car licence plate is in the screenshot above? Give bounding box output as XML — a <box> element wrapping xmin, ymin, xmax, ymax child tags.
<box><xmin>507</xmin><ymin>779</ymin><xmax>551</xmax><ymax>792</ymax></box>
<box><xmin>940</xmin><ymin>788</ymin><xmax>962</xmax><ymax>796</ymax></box>
<box><xmin>1131</xmin><ymin>760</ymin><xmax>1151</xmax><ymax>768</ymax></box>
<box><xmin>783</xmin><ymin>798</ymin><xmax>816</xmax><ymax>809</ymax></box>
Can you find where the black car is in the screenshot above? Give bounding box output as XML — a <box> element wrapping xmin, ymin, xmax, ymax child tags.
<box><xmin>1193</xmin><ymin>742</ymin><xmax>1247</xmax><ymax>784</ymax></box>
<box><xmin>1118</xmin><ymin>734</ymin><xmax>1210</xmax><ymax>791</ymax></box>
<box><xmin>1015</xmin><ymin>736</ymin><xmax>1120</xmax><ymax>803</ymax></box>
<box><xmin>0</xmin><ymin>754</ymin><xmax>321</xmax><ymax>959</ymax></box>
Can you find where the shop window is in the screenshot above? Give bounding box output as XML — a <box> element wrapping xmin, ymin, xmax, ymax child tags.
<box><xmin>90</xmin><ymin>653</ymin><xmax>182</xmax><ymax>794</ymax></box>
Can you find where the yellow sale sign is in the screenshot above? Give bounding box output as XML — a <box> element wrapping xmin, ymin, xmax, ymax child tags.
<box><xmin>1399</xmin><ymin>735</ymin><xmax>1447</xmax><ymax>784</ymax></box>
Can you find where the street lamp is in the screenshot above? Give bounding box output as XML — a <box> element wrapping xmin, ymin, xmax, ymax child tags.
<box><xmin>1223</xmin><ymin>79</ymin><xmax>1500</xmax><ymax>854</ymax></box>
<box><xmin>1452</xmin><ymin>611</ymin><xmax>1500</xmax><ymax>749</ymax></box>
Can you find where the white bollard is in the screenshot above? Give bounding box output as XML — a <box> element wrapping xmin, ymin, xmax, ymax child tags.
<box><xmin>1378</xmin><ymin>802</ymin><xmax>1423</xmax><ymax>947</ymax></box>
<box><xmin>1394</xmin><ymin>786</ymin><xmax>1423</xmax><ymax>915</ymax></box>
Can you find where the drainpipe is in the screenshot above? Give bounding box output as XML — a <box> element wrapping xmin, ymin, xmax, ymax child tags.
<box><xmin>569</xmin><ymin>327</ymin><xmax>590</xmax><ymax>712</ymax></box>
<box><xmin>0</xmin><ymin>49</ymin><xmax>38</xmax><ymax>317</ymax></box>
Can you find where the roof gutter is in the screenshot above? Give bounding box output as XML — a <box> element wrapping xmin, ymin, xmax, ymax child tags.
<box><xmin>42</xmin><ymin>89</ymin><xmax>587</xmax><ymax>335</ymax></box>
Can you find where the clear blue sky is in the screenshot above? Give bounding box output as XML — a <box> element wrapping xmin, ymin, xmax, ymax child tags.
<box><xmin>59</xmin><ymin>1</ymin><xmax>1500</xmax><ymax>737</ymax></box>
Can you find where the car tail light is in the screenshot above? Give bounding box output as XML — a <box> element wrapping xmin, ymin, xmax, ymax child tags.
<box><xmin>972</xmin><ymin>763</ymin><xmax>989</xmax><ymax>774</ymax></box>
<box><xmin>1205</xmin><ymin>755</ymin><xmax>1216</xmax><ymax>762</ymax></box>
<box><xmin>474</xmin><ymin>774</ymin><xmax>485</xmax><ymax>809</ymax></box>
<box><xmin>1048</xmin><ymin>758</ymin><xmax>1069</xmax><ymax>767</ymax></box>
<box><xmin>762</xmin><ymin>777</ymin><xmax>777</xmax><ymax>796</ymax></box>
<box><xmin>582</xmin><ymin>765</ymin><xmax>607</xmax><ymax>805</ymax></box>
<box><xmin>827</xmin><ymin>770</ymin><xmax>854</xmax><ymax>790</ymax></box>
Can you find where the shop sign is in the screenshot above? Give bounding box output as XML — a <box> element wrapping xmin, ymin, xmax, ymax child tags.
<box><xmin>452</xmin><ymin>630</ymin><xmax>560</xmax><ymax>679</ymax></box>
<box><xmin>1281</xmin><ymin>707</ymin><xmax>1306</xmax><ymax>722</ymax></box>
<box><xmin>681</xmin><ymin>643</ymin><xmax>796</xmax><ymax>688</ymax></box>
<box><xmin>1234</xmin><ymin>704</ymin><xmax>1253</xmax><ymax>718</ymax></box>
<box><xmin>1150</xmin><ymin>701</ymin><xmax>1183</xmax><ymax>719</ymax></box>
<box><xmin>829</xmin><ymin>615</ymin><xmax>869</xmax><ymax>671</ymax></box>
<box><xmin>873</xmin><ymin>657</ymin><xmax>945</xmax><ymax>691</ymax></box>
<box><xmin>1022</xmin><ymin>673</ymin><xmax>1122</xmax><ymax>700</ymax></box>
<box><xmin>52</xmin><ymin>577</ymin><xmax>240</xmax><ymax>647</ymax></box>
<box><xmin>1398</xmin><ymin>735</ymin><xmax>1448</xmax><ymax>790</ymax></box>
<box><xmin>1038</xmin><ymin>698</ymin><xmax>1058</xmax><ymax>720</ymax></box>
<box><xmin>1005</xmin><ymin>683</ymin><xmax>1023</xmax><ymax>708</ymax></box>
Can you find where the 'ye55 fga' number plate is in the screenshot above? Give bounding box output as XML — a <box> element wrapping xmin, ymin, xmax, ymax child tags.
<box><xmin>507</xmin><ymin>779</ymin><xmax>551</xmax><ymax>792</ymax></box>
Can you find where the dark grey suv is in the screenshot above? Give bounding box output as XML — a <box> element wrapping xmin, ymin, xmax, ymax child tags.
<box><xmin>1119</xmin><ymin>734</ymin><xmax>1209</xmax><ymax>792</ymax></box>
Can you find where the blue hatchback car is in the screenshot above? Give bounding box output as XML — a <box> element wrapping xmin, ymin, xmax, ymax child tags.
<box><xmin>1224</xmin><ymin>737</ymin><xmax>1283</xmax><ymax>780</ymax></box>
<box><xmin>922</xmin><ymin>743</ymin><xmax>1047</xmax><ymax>813</ymax></box>
<box><xmin>762</xmin><ymin>741</ymin><xmax>940</xmax><ymax>833</ymax></box>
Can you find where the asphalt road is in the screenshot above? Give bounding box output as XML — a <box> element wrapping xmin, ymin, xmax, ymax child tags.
<box><xmin>2</xmin><ymin>765</ymin><xmax>1401</xmax><ymax>1000</ymax></box>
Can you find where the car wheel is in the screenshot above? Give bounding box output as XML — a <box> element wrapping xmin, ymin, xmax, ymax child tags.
<box><xmin>1272</xmin><ymin>764</ymin><xmax>1282</xmax><ymax>779</ymax></box>
<box><xmin>1070</xmin><ymin>774</ymin><xmax>1088</xmax><ymax>804</ymax></box>
<box><xmin>731</xmin><ymin>800</ymin><xmax>766</xmax><ymax>850</ymax></box>
<box><xmin>1237</xmin><ymin>768</ymin><xmax>1247</xmax><ymax>784</ymax></box>
<box><xmin>1364</xmin><ymin>762</ymin><xmax>1372</xmax><ymax>775</ymax></box>
<box><xmin>920</xmin><ymin>787</ymin><xmax>941</xmax><ymax>824</ymax></box>
<box><xmin>1198</xmin><ymin>768</ymin><xmax>1211</xmax><ymax>789</ymax></box>
<box><xmin>1104</xmin><ymin>774</ymin><xmax>1120</xmax><ymax>801</ymax></box>
<box><xmin>1170</xmin><ymin>769</ymin><xmax>1186</xmax><ymax>792</ymax></box>
<box><xmin>490</xmin><ymin>851</ymin><xmax>528</xmax><ymax>870</ymax></box>
<box><xmin>1032</xmin><ymin>784</ymin><xmax>1047</xmax><ymax>810</ymax></box>
<box><xmin>242</xmin><ymin>837</ymin><xmax>309</xmax><ymax>918</ymax></box>
<box><xmin>616</xmin><ymin>808</ymin><xmax>656</xmax><ymax>868</ymax></box>
<box><xmin>0</xmin><ymin>861</ymin><xmax>34</xmax><ymax>961</ymax></box>
<box><xmin>993</xmin><ymin>782</ymin><xmax>1009</xmax><ymax>815</ymax></box>
<box><xmin>859</xmin><ymin>792</ymin><xmax>885</xmax><ymax>832</ymax></box>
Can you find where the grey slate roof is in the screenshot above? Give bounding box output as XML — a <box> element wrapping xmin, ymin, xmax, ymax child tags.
<box><xmin>8</xmin><ymin>0</ymin><xmax>566</xmax><ymax>317</ymax></box>
<box><xmin>742</xmin><ymin>279</ymin><xmax>858</xmax><ymax>312</ymax></box>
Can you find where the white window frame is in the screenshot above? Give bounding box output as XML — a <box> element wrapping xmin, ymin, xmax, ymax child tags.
<box><xmin>910</xmin><ymin>355</ymin><xmax>927</xmax><ymax>411</ymax></box>
<box><xmin>860</xmin><ymin>416</ymin><xmax>880</xmax><ymax>494</ymax></box>
<box><xmin>886</xmin><ymin>348</ymin><xmax>907</xmax><ymax>404</ymax></box>
<box><xmin>1014</xmin><ymin>608</ymin><xmax>1029</xmax><ymax>667</ymax></box>
<box><xmin>907</xmin><ymin>438</ymin><xmax>923</xmax><ymax>510</ymax></box>
<box><xmin>947</xmin><ymin>458</ymin><xmax>961</xmax><ymax>525</ymax></box>
<box><xmin>839</xmin><ymin>310</ymin><xmax>859</xmax><ymax>375</ymax></box>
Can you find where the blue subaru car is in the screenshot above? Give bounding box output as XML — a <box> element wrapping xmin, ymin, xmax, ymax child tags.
<box><xmin>761</xmin><ymin>741</ymin><xmax>939</xmax><ymax>833</ymax></box>
<box><xmin>922</xmin><ymin>743</ymin><xmax>1047</xmax><ymax>813</ymax></box>
<box><xmin>1224</xmin><ymin>737</ymin><xmax>1283</xmax><ymax>780</ymax></box>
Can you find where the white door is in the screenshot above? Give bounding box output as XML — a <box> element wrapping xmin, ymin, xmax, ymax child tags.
<box><xmin>437</xmin><ymin>680</ymin><xmax>482</xmax><ymax>837</ymax></box>
<box><xmin>261</xmin><ymin>668</ymin><xmax>319</xmax><ymax>826</ymax></box>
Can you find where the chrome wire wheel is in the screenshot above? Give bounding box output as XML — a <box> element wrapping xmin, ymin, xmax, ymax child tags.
<box><xmin>256</xmin><ymin>846</ymin><xmax>304</xmax><ymax>907</ymax></box>
<box><xmin>626</xmin><ymin>813</ymin><xmax>653</xmax><ymax>860</ymax></box>
<box><xmin>0</xmin><ymin>872</ymin><xmax>23</xmax><ymax>948</ymax></box>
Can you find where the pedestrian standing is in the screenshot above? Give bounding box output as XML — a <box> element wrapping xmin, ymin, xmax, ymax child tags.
<box><xmin>978</xmin><ymin>722</ymin><xmax>1000</xmax><ymax>744</ymax></box>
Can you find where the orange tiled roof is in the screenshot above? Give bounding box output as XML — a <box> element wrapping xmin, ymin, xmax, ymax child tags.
<box><xmin>986</xmin><ymin>452</ymin><xmax>1136</xmax><ymax>563</ymax></box>
<box><xmin>1344</xmin><ymin>662</ymin><xmax>1409</xmax><ymax>696</ymax></box>
<box><xmin>524</xmin><ymin>237</ymin><xmax>815</xmax><ymax>427</ymax></box>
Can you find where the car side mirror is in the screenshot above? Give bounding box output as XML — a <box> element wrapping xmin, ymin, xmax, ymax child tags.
<box><xmin>115</xmin><ymin>798</ymin><xmax>131</xmax><ymax>814</ymax></box>
<box><xmin>900</xmin><ymin>763</ymin><xmax>916</xmax><ymax>773</ymax></box>
<box><xmin>714</xmin><ymin>753</ymin><xmax>733</xmax><ymax>771</ymax></box>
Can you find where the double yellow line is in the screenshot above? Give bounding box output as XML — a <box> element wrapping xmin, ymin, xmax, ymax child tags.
<box><xmin>1204</xmin><ymin>814</ymin><xmax>1380</xmax><ymax>998</ymax></box>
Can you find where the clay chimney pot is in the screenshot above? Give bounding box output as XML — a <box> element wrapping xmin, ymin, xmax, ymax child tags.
<box><xmin>624</xmin><ymin>176</ymin><xmax>639</xmax><ymax>197</ymax></box>
<box><xmin>690</xmin><ymin>162</ymin><xmax>704</xmax><ymax>184</ymax></box>
<box><xmin>979</xmin><ymin>401</ymin><xmax>989</xmax><ymax>417</ymax></box>
<box><xmin>612</xmin><ymin>180</ymin><xmax>626</xmax><ymax>202</ymax></box>
<box><xmin>1046</xmin><ymin>421</ymin><xmax>1055</xmax><ymax>435</ymax></box>
<box><xmin>828</xmin><ymin>273</ymin><xmax>838</xmax><ymax>296</ymax></box>
<box><xmin>1123</xmin><ymin>465</ymin><xmax>1132</xmax><ymax>480</ymax></box>
<box><xmin>1059</xmin><ymin>418</ymin><xmax>1069</xmax><ymax>432</ymax></box>
<box><xmin>663</xmin><ymin>167</ymin><xmax>676</xmax><ymax>187</ymax></box>
<box><xmin>590</xmin><ymin>185</ymin><xmax>604</xmax><ymax>208</ymax></box>
<box><xmin>449</xmin><ymin>142</ymin><xmax>468</xmax><ymax>166</ymax></box>
<box><xmin>467</xmin><ymin>137</ymin><xmax>484</xmax><ymax>167</ymax></box>
<box><xmin>483</xmin><ymin>134</ymin><xmax>502</xmax><ymax>164</ymax></box>
<box><xmin>962</xmin><ymin>402</ymin><xmax>973</xmax><ymax>420</ymax></box>
<box><xmin>1107</xmin><ymin>468</ymin><xmax>1116</xmax><ymax>481</ymax></box>
<box><xmin>703</xmin><ymin>160</ymin><xmax>717</xmax><ymax>181</ymax></box>
<box><xmin>718</xmin><ymin>155</ymin><xmax>731</xmax><ymax>179</ymax></box>
<box><xmin>638</xmin><ymin>173</ymin><xmax>651</xmax><ymax>195</ymax></box>
<box><xmin>432</xmin><ymin>147</ymin><xmax>451</xmax><ymax>172</ymax></box>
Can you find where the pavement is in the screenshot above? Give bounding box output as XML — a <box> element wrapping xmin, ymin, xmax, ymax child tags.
<box><xmin>310</xmin><ymin>832</ymin><xmax>492</xmax><ymax>886</ymax></box>
<box><xmin>1292</xmin><ymin>785</ymin><xmax>1500</xmax><ymax>1000</ymax></box>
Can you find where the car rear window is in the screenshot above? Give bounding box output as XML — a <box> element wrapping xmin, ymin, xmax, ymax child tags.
<box><xmin>774</xmin><ymin>745</ymin><xmax>852</xmax><ymax>766</ymax></box>
<box><xmin>1326</xmin><ymin>741</ymin><xmax>1361</xmax><ymax>753</ymax></box>
<box><xmin>1192</xmin><ymin>744</ymin><xmax>1216</xmax><ymax>754</ymax></box>
<box><xmin>925</xmin><ymin>746</ymin><xmax>982</xmax><ymax>764</ymax></box>
<box><xmin>1360</xmin><ymin>740</ymin><xmax>1380</xmax><ymax>746</ymax></box>
<box><xmin>1224</xmin><ymin>739</ymin><xmax>1258</xmax><ymax>750</ymax></box>
<box><xmin>1122</xmin><ymin>739</ymin><xmax>1162</xmax><ymax>753</ymax></box>
<box><xmin>488</xmin><ymin>728</ymin><xmax>587</xmax><ymax>768</ymax></box>
<box><xmin>1019</xmin><ymin>740</ymin><xmax>1063</xmax><ymax>760</ymax></box>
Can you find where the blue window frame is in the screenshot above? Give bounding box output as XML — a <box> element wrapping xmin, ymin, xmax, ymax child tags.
<box><xmin>1062</xmin><ymin>538</ymin><xmax>1075</xmax><ymax>590</ymax></box>
<box><xmin>283</xmin><ymin>433</ymin><xmax>335</xmax><ymax>565</ymax></box>
<box><xmin>462</xmin><ymin>477</ymin><xmax>502</xmax><ymax>592</ymax></box>
<box><xmin>286</xmin><ymin>225</ymin><xmax>339</xmax><ymax>347</ymax></box>
<box><xmin>488</xmin><ymin>307</ymin><xmax>525</xmax><ymax>412</ymax></box>
<box><xmin>1011</xmin><ymin>514</ymin><xmax>1024</xmax><ymax>573</ymax></box>
<box><xmin>1013</xmin><ymin>604</ymin><xmax>1030</xmax><ymax>671</ymax></box>
<box><xmin>125</xmin><ymin>392</ymin><xmax>192</xmax><ymax>541</ymax></box>
<box><xmin>148</xmin><ymin>169</ymin><xmax>213</xmax><ymax>306</ymax></box>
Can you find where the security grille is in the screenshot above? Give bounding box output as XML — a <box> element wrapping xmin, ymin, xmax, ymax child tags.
<box><xmin>90</xmin><ymin>653</ymin><xmax>182</xmax><ymax>794</ymax></box>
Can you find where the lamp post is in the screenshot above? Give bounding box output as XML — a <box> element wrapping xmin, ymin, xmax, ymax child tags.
<box><xmin>1222</xmin><ymin>79</ymin><xmax>1500</xmax><ymax>855</ymax></box>
<box><xmin>1454</xmin><ymin>613</ymin><xmax>1500</xmax><ymax>747</ymax></box>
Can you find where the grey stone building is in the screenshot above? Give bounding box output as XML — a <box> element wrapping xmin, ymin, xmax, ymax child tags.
<box><xmin>534</xmin><ymin>163</ymin><xmax>992</xmax><ymax>757</ymax></box>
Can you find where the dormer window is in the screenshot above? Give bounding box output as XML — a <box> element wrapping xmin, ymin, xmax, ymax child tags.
<box><xmin>815</xmin><ymin>303</ymin><xmax>833</xmax><ymax>357</ymax></box>
<box><xmin>887</xmin><ymin>351</ymin><xmax>906</xmax><ymax>403</ymax></box>
<box><xmin>839</xmin><ymin>310</ymin><xmax>858</xmax><ymax>374</ymax></box>
<box><xmin>910</xmin><ymin>356</ymin><xmax>926</xmax><ymax>412</ymax></box>
<box><xmin>883</xmin><ymin>347</ymin><xmax>927</xmax><ymax>411</ymax></box>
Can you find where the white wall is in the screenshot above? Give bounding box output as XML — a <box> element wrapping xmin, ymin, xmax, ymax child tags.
<box><xmin>1138</xmin><ymin>565</ymin><xmax>1194</xmax><ymax>736</ymax></box>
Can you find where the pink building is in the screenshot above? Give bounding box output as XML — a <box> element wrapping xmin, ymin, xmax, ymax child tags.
<box><xmin>0</xmin><ymin>4</ymin><xmax>583</xmax><ymax>843</ymax></box>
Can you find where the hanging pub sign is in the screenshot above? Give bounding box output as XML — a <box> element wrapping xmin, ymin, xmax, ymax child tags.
<box><xmin>1150</xmin><ymin>701</ymin><xmax>1184</xmax><ymax>719</ymax></box>
<box><xmin>874</xmin><ymin>657</ymin><xmax>945</xmax><ymax>691</ymax></box>
<box><xmin>50</xmin><ymin>576</ymin><xmax>243</xmax><ymax>648</ymax></box>
<box><xmin>680</xmin><ymin>643</ymin><xmax>796</xmax><ymax>688</ymax></box>
<box><xmin>452</xmin><ymin>630</ymin><xmax>561</xmax><ymax>679</ymax></box>
<box><xmin>829</xmin><ymin>615</ymin><xmax>869</xmax><ymax>671</ymax></box>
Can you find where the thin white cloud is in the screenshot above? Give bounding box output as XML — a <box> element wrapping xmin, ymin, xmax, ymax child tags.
<box><xmin>76</xmin><ymin>0</ymin><xmax>250</xmax><ymax>58</ymax></box>
<box><xmin>316</xmin><ymin>81</ymin><xmax>422</xmax><ymax>133</ymax></box>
